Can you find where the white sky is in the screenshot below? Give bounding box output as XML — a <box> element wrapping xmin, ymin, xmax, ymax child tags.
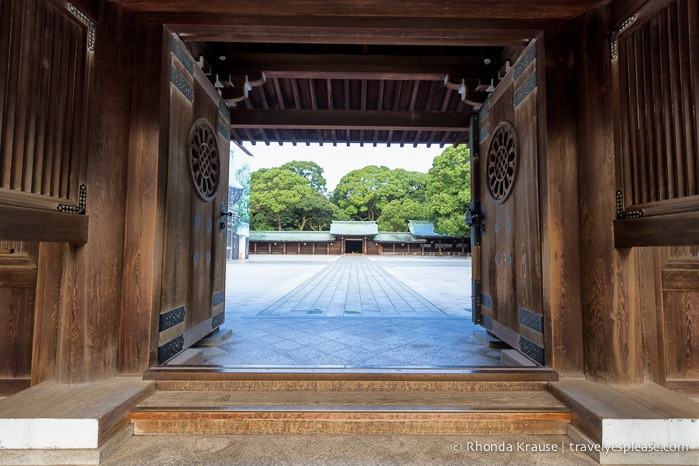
<box><xmin>236</xmin><ymin>142</ymin><xmax>445</xmax><ymax>192</ymax></box>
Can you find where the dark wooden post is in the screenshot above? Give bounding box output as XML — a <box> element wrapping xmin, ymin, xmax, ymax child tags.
<box><xmin>575</xmin><ymin>9</ymin><xmax>643</xmax><ymax>384</ymax></box>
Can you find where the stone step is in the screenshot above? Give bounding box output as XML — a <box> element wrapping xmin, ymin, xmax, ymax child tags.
<box><xmin>130</xmin><ymin>389</ymin><xmax>572</xmax><ymax>436</ymax></box>
<box><xmin>549</xmin><ymin>378</ymin><xmax>699</xmax><ymax>464</ymax></box>
<box><xmin>0</xmin><ymin>378</ymin><xmax>154</xmax><ymax>466</ymax></box>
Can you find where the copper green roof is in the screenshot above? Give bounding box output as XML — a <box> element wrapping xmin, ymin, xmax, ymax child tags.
<box><xmin>373</xmin><ymin>233</ymin><xmax>425</xmax><ymax>244</ymax></box>
<box><xmin>408</xmin><ymin>220</ymin><xmax>449</xmax><ymax>237</ymax></box>
<box><xmin>249</xmin><ymin>231</ymin><xmax>336</xmax><ymax>242</ymax></box>
<box><xmin>329</xmin><ymin>221</ymin><xmax>379</xmax><ymax>236</ymax></box>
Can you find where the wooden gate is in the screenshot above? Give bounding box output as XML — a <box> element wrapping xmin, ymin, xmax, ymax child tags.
<box><xmin>156</xmin><ymin>34</ymin><xmax>230</xmax><ymax>364</ymax></box>
<box><xmin>470</xmin><ymin>41</ymin><xmax>545</xmax><ymax>365</ymax></box>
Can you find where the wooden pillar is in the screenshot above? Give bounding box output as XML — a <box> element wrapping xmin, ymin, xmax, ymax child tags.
<box><xmin>118</xmin><ymin>17</ymin><xmax>164</xmax><ymax>376</ymax></box>
<box><xmin>575</xmin><ymin>9</ymin><xmax>643</xmax><ymax>384</ymax></box>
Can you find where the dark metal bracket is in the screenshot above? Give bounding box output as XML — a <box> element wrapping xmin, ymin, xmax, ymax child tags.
<box><xmin>616</xmin><ymin>189</ymin><xmax>644</xmax><ymax>220</ymax></box>
<box><xmin>68</xmin><ymin>4</ymin><xmax>96</xmax><ymax>51</ymax></box>
<box><xmin>57</xmin><ymin>184</ymin><xmax>87</xmax><ymax>215</ymax></box>
<box><xmin>219</xmin><ymin>204</ymin><xmax>235</xmax><ymax>232</ymax></box>
<box><xmin>610</xmin><ymin>14</ymin><xmax>636</xmax><ymax>60</ymax></box>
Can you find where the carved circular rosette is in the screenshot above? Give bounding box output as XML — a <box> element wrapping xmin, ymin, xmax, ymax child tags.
<box><xmin>486</xmin><ymin>121</ymin><xmax>519</xmax><ymax>204</ymax></box>
<box><xmin>189</xmin><ymin>118</ymin><xmax>220</xmax><ymax>202</ymax></box>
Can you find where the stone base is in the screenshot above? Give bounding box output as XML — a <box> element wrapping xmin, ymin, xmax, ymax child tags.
<box><xmin>501</xmin><ymin>349</ymin><xmax>537</xmax><ymax>367</ymax></box>
<box><xmin>194</xmin><ymin>327</ymin><xmax>233</xmax><ymax>347</ymax></box>
<box><xmin>0</xmin><ymin>425</ymin><xmax>134</xmax><ymax>466</ymax></box>
<box><xmin>567</xmin><ymin>424</ymin><xmax>699</xmax><ymax>465</ymax></box>
<box><xmin>473</xmin><ymin>328</ymin><xmax>510</xmax><ymax>348</ymax></box>
<box><xmin>167</xmin><ymin>349</ymin><xmax>204</xmax><ymax>365</ymax></box>
<box><xmin>552</xmin><ymin>378</ymin><xmax>699</xmax><ymax>465</ymax></box>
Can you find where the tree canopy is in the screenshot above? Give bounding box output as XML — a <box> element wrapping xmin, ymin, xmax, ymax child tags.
<box><xmin>250</xmin><ymin>164</ymin><xmax>346</xmax><ymax>231</ymax></box>
<box><xmin>331</xmin><ymin>165</ymin><xmax>427</xmax><ymax>222</ymax></box>
<box><xmin>280</xmin><ymin>160</ymin><xmax>327</xmax><ymax>194</ymax></box>
<box><xmin>426</xmin><ymin>145</ymin><xmax>471</xmax><ymax>237</ymax></box>
<box><xmin>377</xmin><ymin>198</ymin><xmax>427</xmax><ymax>232</ymax></box>
<box><xmin>250</xmin><ymin>168</ymin><xmax>316</xmax><ymax>230</ymax></box>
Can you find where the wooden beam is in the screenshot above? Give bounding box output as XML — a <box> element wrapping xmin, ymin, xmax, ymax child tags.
<box><xmin>217</xmin><ymin>53</ymin><xmax>486</xmax><ymax>81</ymax></box>
<box><xmin>107</xmin><ymin>1</ymin><xmax>604</xmax><ymax>20</ymax></box>
<box><xmin>0</xmin><ymin>205</ymin><xmax>88</xmax><ymax>243</ymax></box>
<box><xmin>229</xmin><ymin>109</ymin><xmax>470</xmax><ymax>132</ymax></box>
<box><xmin>614</xmin><ymin>212</ymin><xmax>699</xmax><ymax>248</ymax></box>
<box><xmin>170</xmin><ymin>16</ymin><xmax>545</xmax><ymax>46</ymax></box>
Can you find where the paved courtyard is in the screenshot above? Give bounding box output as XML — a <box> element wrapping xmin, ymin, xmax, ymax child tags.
<box><xmin>198</xmin><ymin>255</ymin><xmax>501</xmax><ymax>368</ymax></box>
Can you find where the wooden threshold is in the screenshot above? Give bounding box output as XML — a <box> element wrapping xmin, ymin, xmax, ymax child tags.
<box><xmin>143</xmin><ymin>366</ymin><xmax>560</xmax><ymax>383</ymax></box>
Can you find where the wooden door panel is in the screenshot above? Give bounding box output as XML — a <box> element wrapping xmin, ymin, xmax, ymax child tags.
<box><xmin>157</xmin><ymin>34</ymin><xmax>230</xmax><ymax>364</ymax></box>
<box><xmin>475</xmin><ymin>41</ymin><xmax>544</xmax><ymax>364</ymax></box>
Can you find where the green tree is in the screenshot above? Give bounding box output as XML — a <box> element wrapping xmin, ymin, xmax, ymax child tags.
<box><xmin>281</xmin><ymin>160</ymin><xmax>327</xmax><ymax>194</ymax></box>
<box><xmin>250</xmin><ymin>168</ymin><xmax>316</xmax><ymax>230</ymax></box>
<box><xmin>377</xmin><ymin>198</ymin><xmax>427</xmax><ymax>232</ymax></box>
<box><xmin>426</xmin><ymin>145</ymin><xmax>471</xmax><ymax>237</ymax></box>
<box><xmin>332</xmin><ymin>166</ymin><xmax>427</xmax><ymax>221</ymax></box>
<box><xmin>285</xmin><ymin>192</ymin><xmax>349</xmax><ymax>231</ymax></box>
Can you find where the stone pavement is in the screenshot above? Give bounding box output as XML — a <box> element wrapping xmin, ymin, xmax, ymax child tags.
<box><xmin>259</xmin><ymin>256</ymin><xmax>446</xmax><ymax>316</ymax></box>
<box><xmin>198</xmin><ymin>255</ymin><xmax>501</xmax><ymax>368</ymax></box>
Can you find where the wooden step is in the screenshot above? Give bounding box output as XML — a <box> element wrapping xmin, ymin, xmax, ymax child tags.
<box><xmin>130</xmin><ymin>387</ymin><xmax>572</xmax><ymax>435</ymax></box>
<box><xmin>133</xmin><ymin>368</ymin><xmax>569</xmax><ymax>435</ymax></box>
<box><xmin>143</xmin><ymin>366</ymin><xmax>559</xmax><ymax>392</ymax></box>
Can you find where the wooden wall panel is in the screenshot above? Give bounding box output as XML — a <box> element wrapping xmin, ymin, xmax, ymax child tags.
<box><xmin>0</xmin><ymin>288</ymin><xmax>34</xmax><ymax>374</ymax></box>
<box><xmin>0</xmin><ymin>241</ymin><xmax>37</xmax><ymax>393</ymax></box>
<box><xmin>0</xmin><ymin>0</ymin><xmax>89</xmax><ymax>208</ymax></box>
<box><xmin>662</xmin><ymin>258</ymin><xmax>699</xmax><ymax>380</ymax></box>
<box><xmin>31</xmin><ymin>242</ymin><xmax>63</xmax><ymax>384</ymax></box>
<box><xmin>616</xmin><ymin>0</ymin><xmax>698</xmax><ymax>210</ymax></box>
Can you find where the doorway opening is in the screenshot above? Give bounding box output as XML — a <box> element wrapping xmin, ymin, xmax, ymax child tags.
<box><xmin>188</xmin><ymin>141</ymin><xmax>503</xmax><ymax>370</ymax></box>
<box><xmin>162</xmin><ymin>33</ymin><xmax>545</xmax><ymax>373</ymax></box>
<box><xmin>344</xmin><ymin>239</ymin><xmax>363</xmax><ymax>254</ymax></box>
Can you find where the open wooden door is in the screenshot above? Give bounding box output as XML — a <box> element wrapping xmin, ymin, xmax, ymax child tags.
<box><xmin>469</xmin><ymin>41</ymin><xmax>545</xmax><ymax>365</ymax></box>
<box><xmin>156</xmin><ymin>34</ymin><xmax>230</xmax><ymax>364</ymax></box>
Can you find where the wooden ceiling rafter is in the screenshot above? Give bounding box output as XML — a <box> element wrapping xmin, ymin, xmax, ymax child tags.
<box><xmin>170</xmin><ymin>6</ymin><xmax>550</xmax><ymax>146</ymax></box>
<box><xmin>212</xmin><ymin>53</ymin><xmax>489</xmax><ymax>81</ymax></box>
